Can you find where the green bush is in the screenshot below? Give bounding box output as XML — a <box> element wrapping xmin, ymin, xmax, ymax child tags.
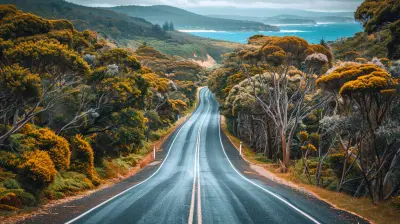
<box><xmin>45</xmin><ymin>172</ymin><xmax>93</xmax><ymax>200</ymax></box>
<box><xmin>3</xmin><ymin>179</ymin><xmax>21</xmax><ymax>189</ymax></box>
<box><xmin>11</xmin><ymin>189</ymin><xmax>36</xmax><ymax>206</ymax></box>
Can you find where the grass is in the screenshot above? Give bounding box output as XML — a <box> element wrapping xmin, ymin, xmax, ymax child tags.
<box><xmin>45</xmin><ymin>172</ymin><xmax>94</xmax><ymax>200</ymax></box>
<box><xmin>220</xmin><ymin>116</ymin><xmax>400</xmax><ymax>224</ymax></box>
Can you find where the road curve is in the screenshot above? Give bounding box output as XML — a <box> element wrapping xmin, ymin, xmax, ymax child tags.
<box><xmin>20</xmin><ymin>88</ymin><xmax>367</xmax><ymax>224</ymax></box>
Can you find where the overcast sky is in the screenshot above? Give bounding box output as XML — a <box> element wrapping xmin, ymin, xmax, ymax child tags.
<box><xmin>66</xmin><ymin>0</ymin><xmax>363</xmax><ymax>12</ymax></box>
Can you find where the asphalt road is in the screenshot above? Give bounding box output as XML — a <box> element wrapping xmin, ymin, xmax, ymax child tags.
<box><xmin>19</xmin><ymin>88</ymin><xmax>368</xmax><ymax>224</ymax></box>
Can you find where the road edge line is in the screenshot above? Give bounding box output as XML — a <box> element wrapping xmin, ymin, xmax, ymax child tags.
<box><xmin>216</xmin><ymin>100</ymin><xmax>321</xmax><ymax>224</ymax></box>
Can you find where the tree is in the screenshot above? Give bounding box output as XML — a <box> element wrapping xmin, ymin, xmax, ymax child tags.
<box><xmin>339</xmin><ymin>70</ymin><xmax>398</xmax><ymax>203</ymax></box>
<box><xmin>355</xmin><ymin>0</ymin><xmax>400</xmax><ymax>60</ymax></box>
<box><xmin>320</xmin><ymin>38</ymin><xmax>328</xmax><ymax>48</ymax></box>
<box><xmin>169</xmin><ymin>21</ymin><xmax>175</xmax><ymax>31</ymax></box>
<box><xmin>239</xmin><ymin>63</ymin><xmax>328</xmax><ymax>172</ymax></box>
<box><xmin>355</xmin><ymin>0</ymin><xmax>399</xmax><ymax>34</ymax></box>
<box><xmin>0</xmin><ymin>39</ymin><xmax>90</xmax><ymax>144</ymax></box>
<box><xmin>162</xmin><ymin>21</ymin><xmax>170</xmax><ymax>31</ymax></box>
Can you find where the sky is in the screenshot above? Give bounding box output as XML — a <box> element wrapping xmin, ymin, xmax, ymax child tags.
<box><xmin>66</xmin><ymin>0</ymin><xmax>363</xmax><ymax>13</ymax></box>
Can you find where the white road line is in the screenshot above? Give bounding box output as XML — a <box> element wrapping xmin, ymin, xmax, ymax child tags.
<box><xmin>215</xmin><ymin>96</ymin><xmax>321</xmax><ymax>224</ymax></box>
<box><xmin>65</xmin><ymin>89</ymin><xmax>206</xmax><ymax>224</ymax></box>
<box><xmin>188</xmin><ymin>134</ymin><xmax>197</xmax><ymax>224</ymax></box>
<box><xmin>197</xmin><ymin>93</ymin><xmax>210</xmax><ymax>224</ymax></box>
<box><xmin>188</xmin><ymin>91</ymin><xmax>210</xmax><ymax>224</ymax></box>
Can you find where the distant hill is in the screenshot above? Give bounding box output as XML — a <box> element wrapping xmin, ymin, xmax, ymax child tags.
<box><xmin>0</xmin><ymin>0</ymin><xmax>243</xmax><ymax>62</ymax></box>
<box><xmin>265</xmin><ymin>15</ymin><xmax>356</xmax><ymax>25</ymax></box>
<box><xmin>210</xmin><ymin>14</ymin><xmax>355</xmax><ymax>25</ymax></box>
<box><xmin>108</xmin><ymin>5</ymin><xmax>279</xmax><ymax>31</ymax></box>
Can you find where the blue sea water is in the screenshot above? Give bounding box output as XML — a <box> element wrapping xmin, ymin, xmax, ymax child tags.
<box><xmin>182</xmin><ymin>23</ymin><xmax>363</xmax><ymax>44</ymax></box>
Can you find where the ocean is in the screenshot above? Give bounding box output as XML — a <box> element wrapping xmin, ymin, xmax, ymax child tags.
<box><xmin>180</xmin><ymin>23</ymin><xmax>363</xmax><ymax>44</ymax></box>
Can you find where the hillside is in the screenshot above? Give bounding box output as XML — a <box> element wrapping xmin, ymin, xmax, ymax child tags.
<box><xmin>210</xmin><ymin>14</ymin><xmax>355</xmax><ymax>25</ymax></box>
<box><xmin>265</xmin><ymin>15</ymin><xmax>354</xmax><ymax>25</ymax></box>
<box><xmin>108</xmin><ymin>5</ymin><xmax>279</xmax><ymax>31</ymax></box>
<box><xmin>0</xmin><ymin>0</ymin><xmax>242</xmax><ymax>62</ymax></box>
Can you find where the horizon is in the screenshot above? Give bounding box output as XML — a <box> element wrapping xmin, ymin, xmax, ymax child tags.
<box><xmin>65</xmin><ymin>0</ymin><xmax>362</xmax><ymax>15</ymax></box>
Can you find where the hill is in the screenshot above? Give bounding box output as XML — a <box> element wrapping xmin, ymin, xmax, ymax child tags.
<box><xmin>108</xmin><ymin>5</ymin><xmax>279</xmax><ymax>31</ymax></box>
<box><xmin>209</xmin><ymin>14</ymin><xmax>355</xmax><ymax>25</ymax></box>
<box><xmin>0</xmin><ymin>0</ymin><xmax>242</xmax><ymax>62</ymax></box>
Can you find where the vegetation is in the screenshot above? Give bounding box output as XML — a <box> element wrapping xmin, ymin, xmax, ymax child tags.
<box><xmin>209</xmin><ymin>6</ymin><xmax>399</xmax><ymax>209</ymax></box>
<box><xmin>0</xmin><ymin>5</ymin><xmax>204</xmax><ymax>212</ymax></box>
<box><xmin>331</xmin><ymin>0</ymin><xmax>399</xmax><ymax>60</ymax></box>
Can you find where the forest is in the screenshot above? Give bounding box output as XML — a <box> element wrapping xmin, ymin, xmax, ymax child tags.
<box><xmin>208</xmin><ymin>0</ymin><xmax>400</xmax><ymax>206</ymax></box>
<box><xmin>0</xmin><ymin>4</ymin><xmax>204</xmax><ymax>212</ymax></box>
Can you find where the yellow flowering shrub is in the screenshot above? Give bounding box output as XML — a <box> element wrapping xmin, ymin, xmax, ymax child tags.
<box><xmin>18</xmin><ymin>150</ymin><xmax>57</xmax><ymax>184</ymax></box>
<box><xmin>169</xmin><ymin>99</ymin><xmax>187</xmax><ymax>113</ymax></box>
<box><xmin>70</xmin><ymin>134</ymin><xmax>95</xmax><ymax>180</ymax></box>
<box><xmin>142</xmin><ymin>73</ymin><xmax>169</xmax><ymax>93</ymax></box>
<box><xmin>340</xmin><ymin>71</ymin><xmax>398</xmax><ymax>96</ymax></box>
<box><xmin>20</xmin><ymin>124</ymin><xmax>71</xmax><ymax>171</ymax></box>
<box><xmin>355</xmin><ymin>58</ymin><xmax>368</xmax><ymax>64</ymax></box>
<box><xmin>0</xmin><ymin>64</ymin><xmax>41</xmax><ymax>99</ymax></box>
<box><xmin>297</xmin><ymin>131</ymin><xmax>309</xmax><ymax>143</ymax></box>
<box><xmin>316</xmin><ymin>64</ymin><xmax>386</xmax><ymax>92</ymax></box>
<box><xmin>301</xmin><ymin>144</ymin><xmax>318</xmax><ymax>152</ymax></box>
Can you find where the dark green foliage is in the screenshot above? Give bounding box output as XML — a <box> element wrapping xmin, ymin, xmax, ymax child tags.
<box><xmin>388</xmin><ymin>20</ymin><xmax>400</xmax><ymax>60</ymax></box>
<box><xmin>331</xmin><ymin>31</ymin><xmax>390</xmax><ymax>60</ymax></box>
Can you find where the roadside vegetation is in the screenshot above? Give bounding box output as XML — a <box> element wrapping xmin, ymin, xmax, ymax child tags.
<box><xmin>0</xmin><ymin>5</ymin><xmax>204</xmax><ymax>215</ymax></box>
<box><xmin>208</xmin><ymin>0</ymin><xmax>400</xmax><ymax>220</ymax></box>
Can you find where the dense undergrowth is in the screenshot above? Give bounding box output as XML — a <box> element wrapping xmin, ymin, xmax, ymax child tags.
<box><xmin>0</xmin><ymin>4</ymin><xmax>203</xmax><ymax>214</ymax></box>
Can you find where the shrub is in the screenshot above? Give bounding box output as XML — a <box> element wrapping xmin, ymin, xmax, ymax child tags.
<box><xmin>70</xmin><ymin>135</ymin><xmax>95</xmax><ymax>180</ymax></box>
<box><xmin>0</xmin><ymin>188</ymin><xmax>35</xmax><ymax>209</ymax></box>
<box><xmin>18</xmin><ymin>150</ymin><xmax>57</xmax><ymax>185</ymax></box>
<box><xmin>0</xmin><ymin>151</ymin><xmax>20</xmax><ymax>170</ymax></box>
<box><xmin>0</xmin><ymin>188</ymin><xmax>19</xmax><ymax>210</ymax></box>
<box><xmin>45</xmin><ymin>172</ymin><xmax>93</xmax><ymax>200</ymax></box>
<box><xmin>3</xmin><ymin>179</ymin><xmax>21</xmax><ymax>189</ymax></box>
<box><xmin>20</xmin><ymin>124</ymin><xmax>71</xmax><ymax>171</ymax></box>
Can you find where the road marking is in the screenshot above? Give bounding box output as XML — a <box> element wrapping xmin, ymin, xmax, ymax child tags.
<box><xmin>215</xmin><ymin>96</ymin><xmax>321</xmax><ymax>224</ymax></box>
<box><xmin>197</xmin><ymin>93</ymin><xmax>210</xmax><ymax>224</ymax></box>
<box><xmin>65</xmin><ymin>88</ymin><xmax>206</xmax><ymax>224</ymax></box>
<box><xmin>188</xmin><ymin>134</ymin><xmax>197</xmax><ymax>224</ymax></box>
<box><xmin>188</xmin><ymin>91</ymin><xmax>210</xmax><ymax>224</ymax></box>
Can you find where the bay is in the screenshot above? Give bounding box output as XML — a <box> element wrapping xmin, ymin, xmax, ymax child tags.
<box><xmin>180</xmin><ymin>23</ymin><xmax>363</xmax><ymax>44</ymax></box>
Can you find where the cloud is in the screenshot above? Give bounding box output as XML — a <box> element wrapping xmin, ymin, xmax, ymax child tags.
<box><xmin>66</xmin><ymin>0</ymin><xmax>363</xmax><ymax>12</ymax></box>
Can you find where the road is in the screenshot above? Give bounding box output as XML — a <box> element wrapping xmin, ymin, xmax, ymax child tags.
<box><xmin>20</xmin><ymin>88</ymin><xmax>367</xmax><ymax>224</ymax></box>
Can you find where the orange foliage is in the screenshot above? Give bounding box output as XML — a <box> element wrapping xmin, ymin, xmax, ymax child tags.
<box><xmin>169</xmin><ymin>99</ymin><xmax>187</xmax><ymax>113</ymax></box>
<box><xmin>142</xmin><ymin>73</ymin><xmax>169</xmax><ymax>93</ymax></box>
<box><xmin>18</xmin><ymin>150</ymin><xmax>57</xmax><ymax>184</ymax></box>
<box><xmin>0</xmin><ymin>64</ymin><xmax>41</xmax><ymax>98</ymax></box>
<box><xmin>70</xmin><ymin>134</ymin><xmax>95</xmax><ymax>179</ymax></box>
<box><xmin>20</xmin><ymin>124</ymin><xmax>71</xmax><ymax>171</ymax></box>
<box><xmin>340</xmin><ymin>71</ymin><xmax>398</xmax><ymax>96</ymax></box>
<box><xmin>316</xmin><ymin>63</ymin><xmax>386</xmax><ymax>92</ymax></box>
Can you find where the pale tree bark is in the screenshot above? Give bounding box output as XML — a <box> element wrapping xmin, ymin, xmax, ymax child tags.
<box><xmin>241</xmin><ymin>64</ymin><xmax>328</xmax><ymax>172</ymax></box>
